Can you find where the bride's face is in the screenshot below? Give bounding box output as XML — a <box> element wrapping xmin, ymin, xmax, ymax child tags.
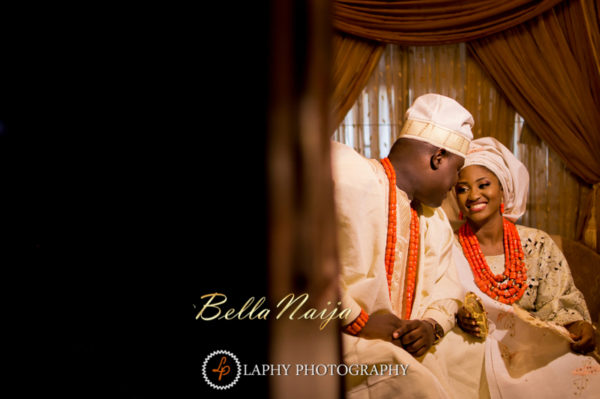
<box><xmin>455</xmin><ymin>165</ymin><xmax>503</xmax><ymax>225</ymax></box>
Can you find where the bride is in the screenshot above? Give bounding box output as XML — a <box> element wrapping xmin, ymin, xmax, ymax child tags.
<box><xmin>441</xmin><ymin>137</ymin><xmax>598</xmax><ymax>398</ymax></box>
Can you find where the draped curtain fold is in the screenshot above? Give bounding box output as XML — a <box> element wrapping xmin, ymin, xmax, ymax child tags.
<box><xmin>468</xmin><ymin>0</ymin><xmax>600</xmax><ymax>184</ymax></box>
<box><xmin>333</xmin><ymin>0</ymin><xmax>564</xmax><ymax>44</ymax></box>
<box><xmin>332</xmin><ymin>33</ymin><xmax>383</xmax><ymax>129</ymax></box>
<box><xmin>331</xmin><ymin>0</ymin><xmax>567</xmax><ymax>135</ymax></box>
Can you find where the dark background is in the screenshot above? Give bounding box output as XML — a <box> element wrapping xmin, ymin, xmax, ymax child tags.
<box><xmin>2</xmin><ymin>5</ymin><xmax>270</xmax><ymax>398</ymax></box>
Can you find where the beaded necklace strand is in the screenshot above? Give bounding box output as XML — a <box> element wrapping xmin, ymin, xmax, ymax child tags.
<box><xmin>458</xmin><ymin>218</ymin><xmax>527</xmax><ymax>304</ymax></box>
<box><xmin>381</xmin><ymin>157</ymin><xmax>419</xmax><ymax>319</ymax></box>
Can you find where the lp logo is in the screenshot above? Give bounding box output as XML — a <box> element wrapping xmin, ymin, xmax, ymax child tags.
<box><xmin>202</xmin><ymin>350</ymin><xmax>241</xmax><ymax>390</ymax></box>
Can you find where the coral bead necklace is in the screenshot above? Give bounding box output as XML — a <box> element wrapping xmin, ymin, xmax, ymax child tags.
<box><xmin>458</xmin><ymin>218</ymin><xmax>527</xmax><ymax>304</ymax></box>
<box><xmin>381</xmin><ymin>157</ymin><xmax>419</xmax><ymax>319</ymax></box>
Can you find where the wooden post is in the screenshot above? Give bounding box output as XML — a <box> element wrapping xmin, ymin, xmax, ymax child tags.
<box><xmin>267</xmin><ymin>1</ymin><xmax>342</xmax><ymax>398</ymax></box>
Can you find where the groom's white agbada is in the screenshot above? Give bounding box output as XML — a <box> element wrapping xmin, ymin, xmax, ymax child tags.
<box><xmin>332</xmin><ymin>94</ymin><xmax>474</xmax><ymax>398</ymax></box>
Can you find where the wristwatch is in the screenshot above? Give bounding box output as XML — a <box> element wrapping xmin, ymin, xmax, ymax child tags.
<box><xmin>425</xmin><ymin>319</ymin><xmax>444</xmax><ymax>344</ymax></box>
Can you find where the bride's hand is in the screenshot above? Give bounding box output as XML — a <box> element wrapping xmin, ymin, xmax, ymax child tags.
<box><xmin>457</xmin><ymin>306</ymin><xmax>482</xmax><ymax>338</ymax></box>
<box><xmin>566</xmin><ymin>320</ymin><xmax>596</xmax><ymax>354</ymax></box>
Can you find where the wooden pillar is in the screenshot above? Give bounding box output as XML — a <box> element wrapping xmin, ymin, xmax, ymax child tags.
<box><xmin>267</xmin><ymin>1</ymin><xmax>342</xmax><ymax>398</ymax></box>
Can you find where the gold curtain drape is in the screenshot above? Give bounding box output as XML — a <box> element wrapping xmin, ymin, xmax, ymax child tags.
<box><xmin>330</xmin><ymin>0</ymin><xmax>565</xmax><ymax>134</ymax></box>
<box><xmin>468</xmin><ymin>0</ymin><xmax>600</xmax><ymax>185</ymax></box>
<box><xmin>333</xmin><ymin>0</ymin><xmax>563</xmax><ymax>44</ymax></box>
<box><xmin>332</xmin><ymin>33</ymin><xmax>384</xmax><ymax>129</ymax></box>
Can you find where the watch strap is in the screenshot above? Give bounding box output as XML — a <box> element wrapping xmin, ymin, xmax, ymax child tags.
<box><xmin>425</xmin><ymin>318</ymin><xmax>444</xmax><ymax>344</ymax></box>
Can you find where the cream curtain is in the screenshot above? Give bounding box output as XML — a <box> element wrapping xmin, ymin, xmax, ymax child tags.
<box><xmin>334</xmin><ymin>43</ymin><xmax>516</xmax><ymax>158</ymax></box>
<box><xmin>333</xmin><ymin>43</ymin><xmax>590</xmax><ymax>240</ymax></box>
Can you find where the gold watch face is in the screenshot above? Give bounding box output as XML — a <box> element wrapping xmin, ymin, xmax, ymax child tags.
<box><xmin>435</xmin><ymin>324</ymin><xmax>443</xmax><ymax>337</ymax></box>
<box><xmin>429</xmin><ymin>321</ymin><xmax>443</xmax><ymax>343</ymax></box>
